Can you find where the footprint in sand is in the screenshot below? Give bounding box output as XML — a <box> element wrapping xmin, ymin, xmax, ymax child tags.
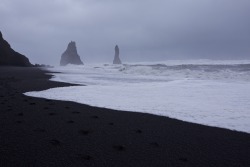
<box><xmin>17</xmin><ymin>112</ymin><xmax>23</xmax><ymax>116</ymax></box>
<box><xmin>150</xmin><ymin>142</ymin><xmax>160</xmax><ymax>148</ymax></box>
<box><xmin>179</xmin><ymin>157</ymin><xmax>188</xmax><ymax>162</ymax></box>
<box><xmin>67</xmin><ymin>120</ymin><xmax>74</xmax><ymax>123</ymax></box>
<box><xmin>113</xmin><ymin>145</ymin><xmax>126</xmax><ymax>151</ymax></box>
<box><xmin>33</xmin><ymin>128</ymin><xmax>46</xmax><ymax>132</ymax></box>
<box><xmin>135</xmin><ymin>129</ymin><xmax>142</xmax><ymax>134</ymax></box>
<box><xmin>77</xmin><ymin>154</ymin><xmax>92</xmax><ymax>161</ymax></box>
<box><xmin>50</xmin><ymin>139</ymin><xmax>61</xmax><ymax>146</ymax></box>
<box><xmin>15</xmin><ymin>120</ymin><xmax>22</xmax><ymax>124</ymax></box>
<box><xmin>91</xmin><ymin>115</ymin><xmax>99</xmax><ymax>119</ymax></box>
<box><xmin>79</xmin><ymin>130</ymin><xmax>91</xmax><ymax>135</ymax></box>
<box><xmin>72</xmin><ymin>111</ymin><xmax>80</xmax><ymax>114</ymax></box>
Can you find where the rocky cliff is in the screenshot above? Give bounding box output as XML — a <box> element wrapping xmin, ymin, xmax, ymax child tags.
<box><xmin>0</xmin><ymin>31</ymin><xmax>32</xmax><ymax>66</ymax></box>
<box><xmin>113</xmin><ymin>45</ymin><xmax>122</xmax><ymax>64</ymax></box>
<box><xmin>60</xmin><ymin>41</ymin><xmax>83</xmax><ymax>66</ymax></box>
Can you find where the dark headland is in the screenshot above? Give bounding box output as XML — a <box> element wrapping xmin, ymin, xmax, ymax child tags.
<box><xmin>0</xmin><ymin>67</ymin><xmax>250</xmax><ymax>167</ymax></box>
<box><xmin>0</xmin><ymin>31</ymin><xmax>32</xmax><ymax>67</ymax></box>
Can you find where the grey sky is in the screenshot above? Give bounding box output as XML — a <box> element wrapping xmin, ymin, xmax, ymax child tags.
<box><xmin>1</xmin><ymin>0</ymin><xmax>250</xmax><ymax>65</ymax></box>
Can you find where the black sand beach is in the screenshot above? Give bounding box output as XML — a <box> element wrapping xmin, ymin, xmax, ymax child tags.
<box><xmin>0</xmin><ymin>67</ymin><xmax>250</xmax><ymax>167</ymax></box>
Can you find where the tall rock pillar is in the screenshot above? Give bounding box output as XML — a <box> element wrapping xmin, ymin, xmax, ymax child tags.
<box><xmin>60</xmin><ymin>41</ymin><xmax>83</xmax><ymax>66</ymax></box>
<box><xmin>113</xmin><ymin>45</ymin><xmax>122</xmax><ymax>64</ymax></box>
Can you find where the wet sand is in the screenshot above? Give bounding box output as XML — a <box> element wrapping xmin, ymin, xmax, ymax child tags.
<box><xmin>0</xmin><ymin>67</ymin><xmax>250</xmax><ymax>167</ymax></box>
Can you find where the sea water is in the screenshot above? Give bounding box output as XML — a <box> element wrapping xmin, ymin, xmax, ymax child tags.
<box><xmin>25</xmin><ymin>60</ymin><xmax>250</xmax><ymax>133</ymax></box>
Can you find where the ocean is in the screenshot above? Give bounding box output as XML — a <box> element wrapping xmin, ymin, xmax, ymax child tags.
<box><xmin>25</xmin><ymin>60</ymin><xmax>250</xmax><ymax>133</ymax></box>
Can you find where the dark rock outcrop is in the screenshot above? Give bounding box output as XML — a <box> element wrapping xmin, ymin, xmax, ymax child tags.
<box><xmin>60</xmin><ymin>41</ymin><xmax>83</xmax><ymax>66</ymax></box>
<box><xmin>113</xmin><ymin>45</ymin><xmax>122</xmax><ymax>64</ymax></box>
<box><xmin>34</xmin><ymin>64</ymin><xmax>54</xmax><ymax>68</ymax></box>
<box><xmin>0</xmin><ymin>31</ymin><xmax>32</xmax><ymax>66</ymax></box>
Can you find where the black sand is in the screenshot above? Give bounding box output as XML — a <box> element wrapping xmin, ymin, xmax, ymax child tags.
<box><xmin>0</xmin><ymin>67</ymin><xmax>250</xmax><ymax>167</ymax></box>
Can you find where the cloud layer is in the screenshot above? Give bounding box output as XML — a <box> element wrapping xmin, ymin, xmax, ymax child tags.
<box><xmin>1</xmin><ymin>0</ymin><xmax>250</xmax><ymax>65</ymax></box>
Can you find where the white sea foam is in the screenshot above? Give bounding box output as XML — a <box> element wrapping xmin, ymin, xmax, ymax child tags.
<box><xmin>25</xmin><ymin>60</ymin><xmax>250</xmax><ymax>133</ymax></box>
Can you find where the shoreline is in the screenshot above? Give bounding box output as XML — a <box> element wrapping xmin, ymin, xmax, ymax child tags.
<box><xmin>0</xmin><ymin>67</ymin><xmax>250</xmax><ymax>166</ymax></box>
<box><xmin>28</xmin><ymin>65</ymin><xmax>250</xmax><ymax>134</ymax></box>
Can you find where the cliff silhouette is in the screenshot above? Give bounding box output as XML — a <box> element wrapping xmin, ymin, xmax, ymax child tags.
<box><xmin>0</xmin><ymin>31</ymin><xmax>32</xmax><ymax>66</ymax></box>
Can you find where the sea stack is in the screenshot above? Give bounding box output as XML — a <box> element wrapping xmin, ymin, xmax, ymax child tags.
<box><xmin>113</xmin><ymin>45</ymin><xmax>122</xmax><ymax>64</ymax></box>
<box><xmin>60</xmin><ymin>41</ymin><xmax>83</xmax><ymax>66</ymax></box>
<box><xmin>0</xmin><ymin>31</ymin><xmax>32</xmax><ymax>66</ymax></box>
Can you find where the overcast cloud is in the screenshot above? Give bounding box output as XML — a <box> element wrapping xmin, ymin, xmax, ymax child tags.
<box><xmin>1</xmin><ymin>0</ymin><xmax>250</xmax><ymax>65</ymax></box>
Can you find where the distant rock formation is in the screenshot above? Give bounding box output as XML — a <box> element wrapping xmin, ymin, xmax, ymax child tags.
<box><xmin>60</xmin><ymin>41</ymin><xmax>83</xmax><ymax>66</ymax></box>
<box><xmin>113</xmin><ymin>45</ymin><xmax>122</xmax><ymax>64</ymax></box>
<box><xmin>0</xmin><ymin>31</ymin><xmax>32</xmax><ymax>66</ymax></box>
